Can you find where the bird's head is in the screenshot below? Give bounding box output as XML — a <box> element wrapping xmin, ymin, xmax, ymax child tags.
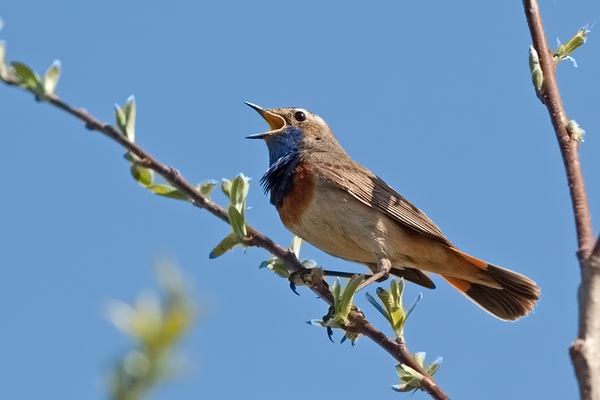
<box><xmin>245</xmin><ymin>103</ymin><xmax>341</xmax><ymax>165</ymax></box>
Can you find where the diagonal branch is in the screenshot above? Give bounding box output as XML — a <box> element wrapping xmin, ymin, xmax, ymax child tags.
<box><xmin>2</xmin><ymin>74</ymin><xmax>449</xmax><ymax>399</ymax></box>
<box><xmin>522</xmin><ymin>2</ymin><xmax>599</xmax><ymax>399</ymax></box>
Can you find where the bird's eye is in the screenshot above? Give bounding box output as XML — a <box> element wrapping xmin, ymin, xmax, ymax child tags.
<box><xmin>294</xmin><ymin>111</ymin><xmax>306</xmax><ymax>122</ymax></box>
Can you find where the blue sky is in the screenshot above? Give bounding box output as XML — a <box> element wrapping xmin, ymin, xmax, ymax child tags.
<box><xmin>1</xmin><ymin>1</ymin><xmax>599</xmax><ymax>399</ymax></box>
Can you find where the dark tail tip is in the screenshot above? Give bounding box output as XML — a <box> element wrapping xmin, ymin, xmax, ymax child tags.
<box><xmin>465</xmin><ymin>264</ymin><xmax>540</xmax><ymax>321</ymax></box>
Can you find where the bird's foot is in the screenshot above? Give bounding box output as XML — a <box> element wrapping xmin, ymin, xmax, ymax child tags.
<box><xmin>288</xmin><ymin>267</ymin><xmax>324</xmax><ymax>295</ymax></box>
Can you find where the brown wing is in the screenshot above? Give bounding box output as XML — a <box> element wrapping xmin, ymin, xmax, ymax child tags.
<box><xmin>317</xmin><ymin>159</ymin><xmax>455</xmax><ymax>248</ymax></box>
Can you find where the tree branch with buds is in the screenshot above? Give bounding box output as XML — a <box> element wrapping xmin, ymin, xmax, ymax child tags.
<box><xmin>522</xmin><ymin>1</ymin><xmax>599</xmax><ymax>399</ymax></box>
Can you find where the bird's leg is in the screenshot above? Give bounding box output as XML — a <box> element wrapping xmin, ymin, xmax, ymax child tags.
<box><xmin>320</xmin><ymin>270</ymin><xmax>363</xmax><ymax>279</ymax></box>
<box><xmin>289</xmin><ymin>266</ymin><xmax>365</xmax><ymax>294</ymax></box>
<box><xmin>289</xmin><ymin>253</ymin><xmax>392</xmax><ymax>294</ymax></box>
<box><xmin>289</xmin><ymin>268</ymin><xmax>367</xmax><ymax>294</ymax></box>
<box><xmin>356</xmin><ymin>257</ymin><xmax>392</xmax><ymax>291</ymax></box>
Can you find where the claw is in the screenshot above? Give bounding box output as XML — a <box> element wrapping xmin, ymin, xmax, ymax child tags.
<box><xmin>327</xmin><ymin>327</ymin><xmax>334</xmax><ymax>343</ymax></box>
<box><xmin>288</xmin><ymin>267</ymin><xmax>312</xmax><ymax>294</ymax></box>
<box><xmin>289</xmin><ymin>281</ymin><xmax>300</xmax><ymax>296</ymax></box>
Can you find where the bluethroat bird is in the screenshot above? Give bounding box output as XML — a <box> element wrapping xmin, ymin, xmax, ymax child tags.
<box><xmin>246</xmin><ymin>103</ymin><xmax>540</xmax><ymax>321</ymax></box>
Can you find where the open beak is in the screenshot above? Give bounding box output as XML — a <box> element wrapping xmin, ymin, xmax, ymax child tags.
<box><xmin>245</xmin><ymin>102</ymin><xmax>286</xmax><ymax>139</ymax></box>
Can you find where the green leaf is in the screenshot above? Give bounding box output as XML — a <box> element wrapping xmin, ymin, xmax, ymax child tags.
<box><xmin>528</xmin><ymin>46</ymin><xmax>543</xmax><ymax>96</ymax></box>
<box><xmin>553</xmin><ymin>26</ymin><xmax>591</xmax><ymax>65</ymax></box>
<box><xmin>405</xmin><ymin>293</ymin><xmax>422</xmax><ymax>320</ymax></box>
<box><xmin>390</xmin><ymin>277</ymin><xmax>405</xmax><ymax>308</ymax></box>
<box><xmin>198</xmin><ymin>180</ymin><xmax>217</xmax><ymax>197</ymax></box>
<box><xmin>400</xmin><ymin>363</ymin><xmax>423</xmax><ymax>380</ymax></box>
<box><xmin>228</xmin><ymin>205</ymin><xmax>247</xmax><ymax>239</ymax></box>
<box><xmin>367</xmin><ymin>278</ymin><xmax>420</xmax><ymax>340</ymax></box>
<box><xmin>115</xmin><ymin>104</ymin><xmax>127</xmax><ymax>133</ymax></box>
<box><xmin>307</xmin><ymin>274</ymin><xmax>362</xmax><ymax>342</ymax></box>
<box><xmin>124</xmin><ymin>151</ymin><xmax>139</xmax><ymax>162</ymax></box>
<box><xmin>331</xmin><ymin>278</ymin><xmax>341</xmax><ymax>309</ymax></box>
<box><xmin>392</xmin><ymin>363</ymin><xmax>424</xmax><ymax>392</ymax></box>
<box><xmin>325</xmin><ymin>275</ymin><xmax>364</xmax><ymax>329</ymax></box>
<box><xmin>233</xmin><ymin>175</ymin><xmax>250</xmax><ymax>205</ymax></box>
<box><xmin>147</xmin><ymin>184</ymin><xmax>189</xmax><ymax>201</ymax></box>
<box><xmin>221</xmin><ymin>179</ymin><xmax>232</xmax><ymax>199</ymax></box>
<box><xmin>289</xmin><ymin>236</ymin><xmax>303</xmax><ymax>257</ymax></box>
<box><xmin>131</xmin><ymin>163</ymin><xmax>154</xmax><ymax>186</ymax></box>
<box><xmin>230</xmin><ymin>176</ymin><xmax>243</xmax><ymax>206</ymax></box>
<box><xmin>376</xmin><ymin>287</ymin><xmax>395</xmax><ymax>325</ymax></box>
<box><xmin>426</xmin><ymin>357</ymin><xmax>442</xmax><ymax>377</ymax></box>
<box><xmin>259</xmin><ymin>259</ymin><xmax>289</xmax><ymax>278</ymax></box>
<box><xmin>365</xmin><ymin>292</ymin><xmax>389</xmax><ymax>320</ymax></box>
<box><xmin>209</xmin><ymin>232</ymin><xmax>241</xmax><ymax>259</ymax></box>
<box><xmin>42</xmin><ymin>60</ymin><xmax>61</xmax><ymax>96</ymax></box>
<box><xmin>337</xmin><ymin>274</ymin><xmax>363</xmax><ymax>319</ymax></box>
<box><xmin>229</xmin><ymin>174</ymin><xmax>250</xmax><ymax>218</ymax></box>
<box><xmin>127</xmin><ymin>154</ymin><xmax>190</xmax><ymax>202</ymax></box>
<box><xmin>11</xmin><ymin>62</ymin><xmax>42</xmax><ymax>93</ymax></box>
<box><xmin>0</xmin><ymin>41</ymin><xmax>6</xmax><ymax>81</ymax></box>
<box><xmin>392</xmin><ymin>353</ymin><xmax>442</xmax><ymax>392</ymax></box>
<box><xmin>122</xmin><ymin>95</ymin><xmax>136</xmax><ymax>142</ymax></box>
<box><xmin>375</xmin><ymin>286</ymin><xmax>399</xmax><ymax>330</ymax></box>
<box><xmin>258</xmin><ymin>236</ymin><xmax>307</xmax><ymax>279</ymax></box>
<box><xmin>388</xmin><ymin>279</ymin><xmax>408</xmax><ymax>334</ymax></box>
<box><xmin>114</xmin><ymin>97</ymin><xmax>136</xmax><ymax>141</ymax></box>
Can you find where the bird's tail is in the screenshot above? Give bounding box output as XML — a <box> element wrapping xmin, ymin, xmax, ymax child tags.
<box><xmin>441</xmin><ymin>252</ymin><xmax>540</xmax><ymax>321</ymax></box>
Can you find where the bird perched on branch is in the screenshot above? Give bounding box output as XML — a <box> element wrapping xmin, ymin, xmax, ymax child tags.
<box><xmin>246</xmin><ymin>103</ymin><xmax>539</xmax><ymax>321</ymax></box>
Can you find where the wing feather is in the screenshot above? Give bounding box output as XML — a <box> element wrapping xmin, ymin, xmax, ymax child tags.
<box><xmin>316</xmin><ymin>160</ymin><xmax>454</xmax><ymax>247</ymax></box>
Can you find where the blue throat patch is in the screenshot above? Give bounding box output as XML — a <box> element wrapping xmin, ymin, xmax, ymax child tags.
<box><xmin>260</xmin><ymin>126</ymin><xmax>304</xmax><ymax>208</ymax></box>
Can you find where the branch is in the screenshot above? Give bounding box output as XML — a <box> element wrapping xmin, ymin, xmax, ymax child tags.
<box><xmin>522</xmin><ymin>2</ymin><xmax>599</xmax><ymax>399</ymax></box>
<box><xmin>522</xmin><ymin>0</ymin><xmax>594</xmax><ymax>258</ymax></box>
<box><xmin>571</xmin><ymin>235</ymin><xmax>600</xmax><ymax>400</ymax></box>
<box><xmin>2</xmin><ymin>76</ymin><xmax>449</xmax><ymax>399</ymax></box>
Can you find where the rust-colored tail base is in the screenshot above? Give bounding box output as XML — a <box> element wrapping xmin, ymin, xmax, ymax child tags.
<box><xmin>443</xmin><ymin>263</ymin><xmax>540</xmax><ymax>321</ymax></box>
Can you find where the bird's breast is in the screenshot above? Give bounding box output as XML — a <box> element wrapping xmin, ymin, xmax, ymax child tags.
<box><xmin>277</xmin><ymin>161</ymin><xmax>316</xmax><ymax>227</ymax></box>
<box><xmin>277</xmin><ymin>166</ymin><xmax>389</xmax><ymax>263</ymax></box>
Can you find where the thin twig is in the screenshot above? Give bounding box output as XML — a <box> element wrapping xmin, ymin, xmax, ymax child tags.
<box><xmin>3</xmin><ymin>77</ymin><xmax>449</xmax><ymax>399</ymax></box>
<box><xmin>522</xmin><ymin>0</ymin><xmax>594</xmax><ymax>258</ymax></box>
<box><xmin>522</xmin><ymin>2</ymin><xmax>599</xmax><ymax>399</ymax></box>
